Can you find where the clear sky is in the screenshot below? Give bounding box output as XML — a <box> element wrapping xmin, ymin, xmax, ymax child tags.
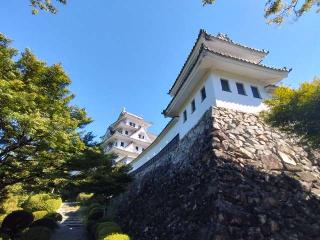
<box><xmin>1</xmin><ymin>0</ymin><xmax>319</xmax><ymax>137</ymax></box>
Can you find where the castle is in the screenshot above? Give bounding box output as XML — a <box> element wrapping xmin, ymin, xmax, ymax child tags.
<box><xmin>101</xmin><ymin>109</ymin><xmax>156</xmax><ymax>164</ymax></box>
<box><xmin>113</xmin><ymin>30</ymin><xmax>320</xmax><ymax>240</ymax></box>
<box><xmin>131</xmin><ymin>30</ymin><xmax>290</xmax><ymax>172</ymax></box>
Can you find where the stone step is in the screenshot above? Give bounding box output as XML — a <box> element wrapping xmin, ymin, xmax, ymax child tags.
<box><xmin>63</xmin><ymin>224</ymin><xmax>83</xmax><ymax>227</ymax></box>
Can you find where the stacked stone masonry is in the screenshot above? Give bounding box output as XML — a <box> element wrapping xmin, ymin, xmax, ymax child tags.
<box><xmin>115</xmin><ymin>107</ymin><xmax>320</xmax><ymax>240</ymax></box>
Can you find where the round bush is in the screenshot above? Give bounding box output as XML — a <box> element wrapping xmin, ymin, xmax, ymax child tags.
<box><xmin>96</xmin><ymin>222</ymin><xmax>122</xmax><ymax>240</ymax></box>
<box><xmin>23</xmin><ymin>194</ymin><xmax>62</xmax><ymax>213</ymax></box>
<box><xmin>87</xmin><ymin>203</ymin><xmax>103</xmax><ymax>213</ymax></box>
<box><xmin>0</xmin><ymin>210</ymin><xmax>34</xmax><ymax>238</ymax></box>
<box><xmin>87</xmin><ymin>207</ymin><xmax>104</xmax><ymax>221</ymax></box>
<box><xmin>76</xmin><ymin>193</ymin><xmax>93</xmax><ymax>204</ymax></box>
<box><xmin>22</xmin><ymin>226</ymin><xmax>52</xmax><ymax>240</ymax></box>
<box><xmin>45</xmin><ymin>212</ymin><xmax>62</xmax><ymax>222</ymax></box>
<box><xmin>104</xmin><ymin>233</ymin><xmax>130</xmax><ymax>240</ymax></box>
<box><xmin>0</xmin><ymin>196</ymin><xmax>19</xmax><ymax>214</ymax></box>
<box><xmin>44</xmin><ymin>199</ymin><xmax>62</xmax><ymax>212</ymax></box>
<box><xmin>30</xmin><ymin>218</ymin><xmax>58</xmax><ymax>231</ymax></box>
<box><xmin>32</xmin><ymin>211</ymin><xmax>48</xmax><ymax>221</ymax></box>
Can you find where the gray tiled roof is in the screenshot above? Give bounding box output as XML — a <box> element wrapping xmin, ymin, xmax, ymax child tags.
<box><xmin>203</xmin><ymin>45</ymin><xmax>291</xmax><ymax>72</ymax></box>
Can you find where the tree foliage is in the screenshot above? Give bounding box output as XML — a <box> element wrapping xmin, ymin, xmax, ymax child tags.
<box><xmin>29</xmin><ymin>0</ymin><xmax>66</xmax><ymax>15</ymax></box>
<box><xmin>203</xmin><ymin>0</ymin><xmax>320</xmax><ymax>24</ymax></box>
<box><xmin>263</xmin><ymin>78</ymin><xmax>320</xmax><ymax>147</ymax></box>
<box><xmin>62</xmin><ymin>136</ymin><xmax>132</xmax><ymax>200</ymax></box>
<box><xmin>25</xmin><ymin>0</ymin><xmax>320</xmax><ymax>22</ymax></box>
<box><xmin>0</xmin><ymin>33</ymin><xmax>91</xmax><ymax>197</ymax></box>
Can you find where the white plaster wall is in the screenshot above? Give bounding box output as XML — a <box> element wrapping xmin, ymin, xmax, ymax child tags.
<box><xmin>131</xmin><ymin>72</ymin><xmax>273</xmax><ymax>172</ymax></box>
<box><xmin>131</xmin><ymin>73</ymin><xmax>215</xmax><ymax>171</ymax></box>
<box><xmin>131</xmin><ymin>120</ymin><xmax>180</xmax><ymax>171</ymax></box>
<box><xmin>211</xmin><ymin>73</ymin><xmax>270</xmax><ymax>113</ymax></box>
<box><xmin>177</xmin><ymin>74</ymin><xmax>216</xmax><ymax>138</ymax></box>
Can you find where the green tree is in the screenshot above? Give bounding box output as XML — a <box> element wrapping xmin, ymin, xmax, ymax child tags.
<box><xmin>203</xmin><ymin>0</ymin><xmax>320</xmax><ymax>24</ymax></box>
<box><xmin>61</xmin><ymin>134</ymin><xmax>132</xmax><ymax>201</ymax></box>
<box><xmin>25</xmin><ymin>0</ymin><xmax>320</xmax><ymax>22</ymax></box>
<box><xmin>29</xmin><ymin>0</ymin><xmax>66</xmax><ymax>14</ymax></box>
<box><xmin>0</xmin><ymin>33</ymin><xmax>91</xmax><ymax>197</ymax></box>
<box><xmin>263</xmin><ymin>78</ymin><xmax>320</xmax><ymax>147</ymax></box>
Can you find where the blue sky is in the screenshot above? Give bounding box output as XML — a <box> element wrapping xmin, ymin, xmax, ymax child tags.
<box><xmin>1</xmin><ymin>0</ymin><xmax>319</xmax><ymax>137</ymax></box>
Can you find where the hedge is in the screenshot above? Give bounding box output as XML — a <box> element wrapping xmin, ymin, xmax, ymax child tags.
<box><xmin>95</xmin><ymin>222</ymin><xmax>122</xmax><ymax>240</ymax></box>
<box><xmin>86</xmin><ymin>217</ymin><xmax>112</xmax><ymax>234</ymax></box>
<box><xmin>0</xmin><ymin>196</ymin><xmax>19</xmax><ymax>214</ymax></box>
<box><xmin>32</xmin><ymin>211</ymin><xmax>48</xmax><ymax>221</ymax></box>
<box><xmin>87</xmin><ymin>207</ymin><xmax>104</xmax><ymax>221</ymax></box>
<box><xmin>45</xmin><ymin>212</ymin><xmax>63</xmax><ymax>222</ymax></box>
<box><xmin>44</xmin><ymin>199</ymin><xmax>62</xmax><ymax>212</ymax></box>
<box><xmin>87</xmin><ymin>203</ymin><xmax>103</xmax><ymax>214</ymax></box>
<box><xmin>22</xmin><ymin>226</ymin><xmax>52</xmax><ymax>240</ymax></box>
<box><xmin>0</xmin><ymin>210</ymin><xmax>34</xmax><ymax>238</ymax></box>
<box><xmin>76</xmin><ymin>193</ymin><xmax>93</xmax><ymax>204</ymax></box>
<box><xmin>23</xmin><ymin>194</ymin><xmax>62</xmax><ymax>213</ymax></box>
<box><xmin>30</xmin><ymin>218</ymin><xmax>58</xmax><ymax>231</ymax></box>
<box><xmin>104</xmin><ymin>233</ymin><xmax>130</xmax><ymax>240</ymax></box>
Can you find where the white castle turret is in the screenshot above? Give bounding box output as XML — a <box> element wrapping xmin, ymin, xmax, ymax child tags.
<box><xmin>130</xmin><ymin>29</ymin><xmax>290</xmax><ymax>172</ymax></box>
<box><xmin>101</xmin><ymin>109</ymin><xmax>157</xmax><ymax>164</ymax></box>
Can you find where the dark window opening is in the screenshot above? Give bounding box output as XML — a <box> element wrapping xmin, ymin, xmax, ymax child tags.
<box><xmin>191</xmin><ymin>99</ymin><xmax>196</xmax><ymax>113</ymax></box>
<box><xmin>236</xmin><ymin>82</ymin><xmax>246</xmax><ymax>95</ymax></box>
<box><xmin>120</xmin><ymin>142</ymin><xmax>124</xmax><ymax>147</ymax></box>
<box><xmin>251</xmin><ymin>86</ymin><xmax>261</xmax><ymax>98</ymax></box>
<box><xmin>221</xmin><ymin>79</ymin><xmax>231</xmax><ymax>92</ymax></box>
<box><xmin>129</xmin><ymin>122</ymin><xmax>136</xmax><ymax>127</ymax></box>
<box><xmin>201</xmin><ymin>87</ymin><xmax>206</xmax><ymax>102</ymax></box>
<box><xmin>183</xmin><ymin>110</ymin><xmax>187</xmax><ymax>123</ymax></box>
<box><xmin>138</xmin><ymin>134</ymin><xmax>145</xmax><ymax>139</ymax></box>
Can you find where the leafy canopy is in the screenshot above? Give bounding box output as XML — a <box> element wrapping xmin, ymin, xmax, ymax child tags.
<box><xmin>0</xmin><ymin>33</ymin><xmax>91</xmax><ymax>195</ymax></box>
<box><xmin>30</xmin><ymin>0</ymin><xmax>66</xmax><ymax>15</ymax></box>
<box><xmin>62</xmin><ymin>135</ymin><xmax>132</xmax><ymax>200</ymax></box>
<box><xmin>263</xmin><ymin>78</ymin><xmax>320</xmax><ymax>147</ymax></box>
<box><xmin>203</xmin><ymin>0</ymin><xmax>320</xmax><ymax>24</ymax></box>
<box><xmin>26</xmin><ymin>0</ymin><xmax>320</xmax><ymax>23</ymax></box>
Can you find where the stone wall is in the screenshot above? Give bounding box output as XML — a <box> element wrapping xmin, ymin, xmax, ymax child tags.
<box><xmin>115</xmin><ymin>107</ymin><xmax>320</xmax><ymax>240</ymax></box>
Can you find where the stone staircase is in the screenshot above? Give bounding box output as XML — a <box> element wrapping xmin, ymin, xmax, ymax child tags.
<box><xmin>51</xmin><ymin>202</ymin><xmax>87</xmax><ymax>240</ymax></box>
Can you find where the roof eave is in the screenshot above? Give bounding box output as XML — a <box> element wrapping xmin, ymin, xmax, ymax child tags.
<box><xmin>168</xmin><ymin>30</ymin><xmax>205</xmax><ymax>96</ymax></box>
<box><xmin>164</xmin><ymin>49</ymin><xmax>290</xmax><ymax>118</ymax></box>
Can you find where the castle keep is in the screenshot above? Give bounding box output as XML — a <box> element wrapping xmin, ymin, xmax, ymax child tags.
<box><xmin>112</xmin><ymin>30</ymin><xmax>320</xmax><ymax>240</ymax></box>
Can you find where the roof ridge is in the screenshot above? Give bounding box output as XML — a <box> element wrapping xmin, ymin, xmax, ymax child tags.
<box><xmin>202</xmin><ymin>45</ymin><xmax>291</xmax><ymax>72</ymax></box>
<box><xmin>202</xmin><ymin>30</ymin><xmax>269</xmax><ymax>54</ymax></box>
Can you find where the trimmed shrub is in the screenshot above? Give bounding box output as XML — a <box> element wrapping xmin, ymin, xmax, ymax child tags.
<box><xmin>95</xmin><ymin>222</ymin><xmax>122</xmax><ymax>240</ymax></box>
<box><xmin>32</xmin><ymin>211</ymin><xmax>48</xmax><ymax>221</ymax></box>
<box><xmin>23</xmin><ymin>194</ymin><xmax>62</xmax><ymax>213</ymax></box>
<box><xmin>76</xmin><ymin>193</ymin><xmax>93</xmax><ymax>204</ymax></box>
<box><xmin>86</xmin><ymin>217</ymin><xmax>112</xmax><ymax>237</ymax></box>
<box><xmin>0</xmin><ymin>210</ymin><xmax>34</xmax><ymax>238</ymax></box>
<box><xmin>0</xmin><ymin>196</ymin><xmax>19</xmax><ymax>214</ymax></box>
<box><xmin>22</xmin><ymin>226</ymin><xmax>52</xmax><ymax>240</ymax></box>
<box><xmin>104</xmin><ymin>233</ymin><xmax>130</xmax><ymax>240</ymax></box>
<box><xmin>30</xmin><ymin>218</ymin><xmax>58</xmax><ymax>231</ymax></box>
<box><xmin>45</xmin><ymin>212</ymin><xmax>62</xmax><ymax>222</ymax></box>
<box><xmin>44</xmin><ymin>199</ymin><xmax>62</xmax><ymax>213</ymax></box>
<box><xmin>0</xmin><ymin>214</ymin><xmax>6</xmax><ymax>223</ymax></box>
<box><xmin>87</xmin><ymin>207</ymin><xmax>104</xmax><ymax>221</ymax></box>
<box><xmin>86</xmin><ymin>203</ymin><xmax>103</xmax><ymax>214</ymax></box>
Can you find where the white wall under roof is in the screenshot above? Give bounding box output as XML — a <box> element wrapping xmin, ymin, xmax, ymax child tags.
<box><xmin>131</xmin><ymin>120</ymin><xmax>179</xmax><ymax>171</ymax></box>
<box><xmin>131</xmin><ymin>71</ymin><xmax>271</xmax><ymax>172</ymax></box>
<box><xmin>212</xmin><ymin>72</ymin><xmax>270</xmax><ymax>113</ymax></box>
<box><xmin>177</xmin><ymin>73</ymin><xmax>216</xmax><ymax>138</ymax></box>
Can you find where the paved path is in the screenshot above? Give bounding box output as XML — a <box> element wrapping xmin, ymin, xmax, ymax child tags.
<box><xmin>51</xmin><ymin>202</ymin><xmax>88</xmax><ymax>240</ymax></box>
